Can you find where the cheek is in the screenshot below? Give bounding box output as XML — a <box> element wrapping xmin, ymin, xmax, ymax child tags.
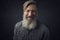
<box><xmin>32</xmin><ymin>12</ymin><xmax>37</xmax><ymax>16</ymax></box>
<box><xmin>24</xmin><ymin>12</ymin><xmax>28</xmax><ymax>16</ymax></box>
<box><xmin>33</xmin><ymin>13</ymin><xmax>36</xmax><ymax>15</ymax></box>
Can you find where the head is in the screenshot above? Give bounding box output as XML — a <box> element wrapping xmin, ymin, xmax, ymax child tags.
<box><xmin>22</xmin><ymin>0</ymin><xmax>38</xmax><ymax>30</ymax></box>
<box><xmin>23</xmin><ymin>0</ymin><xmax>38</xmax><ymax>21</ymax></box>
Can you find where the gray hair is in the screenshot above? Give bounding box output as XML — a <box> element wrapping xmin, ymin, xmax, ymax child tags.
<box><xmin>23</xmin><ymin>0</ymin><xmax>37</xmax><ymax>11</ymax></box>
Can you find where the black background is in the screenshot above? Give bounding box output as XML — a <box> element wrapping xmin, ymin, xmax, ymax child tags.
<box><xmin>0</xmin><ymin>0</ymin><xmax>60</xmax><ymax>40</ymax></box>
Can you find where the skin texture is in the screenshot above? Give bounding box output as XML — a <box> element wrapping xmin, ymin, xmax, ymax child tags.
<box><xmin>23</xmin><ymin>4</ymin><xmax>38</xmax><ymax>22</ymax></box>
<box><xmin>22</xmin><ymin>4</ymin><xmax>38</xmax><ymax>30</ymax></box>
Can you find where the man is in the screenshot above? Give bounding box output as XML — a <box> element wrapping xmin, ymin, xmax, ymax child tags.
<box><xmin>13</xmin><ymin>0</ymin><xmax>50</xmax><ymax>40</ymax></box>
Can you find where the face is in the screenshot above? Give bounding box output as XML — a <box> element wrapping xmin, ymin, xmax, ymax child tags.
<box><xmin>23</xmin><ymin>4</ymin><xmax>38</xmax><ymax>21</ymax></box>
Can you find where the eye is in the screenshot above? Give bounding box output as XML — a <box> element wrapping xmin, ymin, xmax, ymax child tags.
<box><xmin>32</xmin><ymin>10</ymin><xmax>37</xmax><ymax>14</ymax></box>
<box><xmin>27</xmin><ymin>10</ymin><xmax>29</xmax><ymax>12</ymax></box>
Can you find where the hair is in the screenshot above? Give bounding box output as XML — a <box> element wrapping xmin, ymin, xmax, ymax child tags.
<box><xmin>23</xmin><ymin>0</ymin><xmax>37</xmax><ymax>11</ymax></box>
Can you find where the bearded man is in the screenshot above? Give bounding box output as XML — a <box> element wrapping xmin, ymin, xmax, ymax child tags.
<box><xmin>13</xmin><ymin>0</ymin><xmax>50</xmax><ymax>40</ymax></box>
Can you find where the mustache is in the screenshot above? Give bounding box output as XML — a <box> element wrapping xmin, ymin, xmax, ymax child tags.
<box><xmin>26</xmin><ymin>16</ymin><xmax>36</xmax><ymax>19</ymax></box>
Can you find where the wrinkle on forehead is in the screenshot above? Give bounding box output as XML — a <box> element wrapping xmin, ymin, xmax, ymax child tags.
<box><xmin>25</xmin><ymin>4</ymin><xmax>37</xmax><ymax>11</ymax></box>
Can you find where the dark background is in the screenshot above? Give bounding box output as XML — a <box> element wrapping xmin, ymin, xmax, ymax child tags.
<box><xmin>0</xmin><ymin>0</ymin><xmax>60</xmax><ymax>40</ymax></box>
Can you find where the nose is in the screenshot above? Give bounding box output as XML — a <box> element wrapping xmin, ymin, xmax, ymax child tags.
<box><xmin>28</xmin><ymin>11</ymin><xmax>32</xmax><ymax>16</ymax></box>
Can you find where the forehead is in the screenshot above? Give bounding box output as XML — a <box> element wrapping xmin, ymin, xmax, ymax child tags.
<box><xmin>26</xmin><ymin>4</ymin><xmax>37</xmax><ymax>10</ymax></box>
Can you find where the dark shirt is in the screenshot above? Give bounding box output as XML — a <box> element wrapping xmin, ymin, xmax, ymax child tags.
<box><xmin>13</xmin><ymin>20</ymin><xmax>50</xmax><ymax>40</ymax></box>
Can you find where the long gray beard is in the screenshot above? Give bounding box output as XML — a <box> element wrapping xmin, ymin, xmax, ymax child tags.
<box><xmin>22</xmin><ymin>18</ymin><xmax>37</xmax><ymax>30</ymax></box>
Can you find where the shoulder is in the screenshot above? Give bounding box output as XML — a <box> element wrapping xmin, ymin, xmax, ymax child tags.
<box><xmin>39</xmin><ymin>24</ymin><xmax>50</xmax><ymax>37</ymax></box>
<box><xmin>37</xmin><ymin>20</ymin><xmax>49</xmax><ymax>33</ymax></box>
<box><xmin>14</xmin><ymin>21</ymin><xmax>22</xmax><ymax>29</ymax></box>
<box><xmin>40</xmin><ymin>24</ymin><xmax>49</xmax><ymax>32</ymax></box>
<box><xmin>37</xmin><ymin>20</ymin><xmax>49</xmax><ymax>31</ymax></box>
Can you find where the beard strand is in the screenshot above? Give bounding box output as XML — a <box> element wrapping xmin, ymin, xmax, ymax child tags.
<box><xmin>22</xmin><ymin>15</ymin><xmax>37</xmax><ymax>30</ymax></box>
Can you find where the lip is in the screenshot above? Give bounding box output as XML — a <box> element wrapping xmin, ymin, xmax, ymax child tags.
<box><xmin>26</xmin><ymin>16</ymin><xmax>33</xmax><ymax>18</ymax></box>
<box><xmin>27</xmin><ymin>17</ymin><xmax>33</xmax><ymax>20</ymax></box>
